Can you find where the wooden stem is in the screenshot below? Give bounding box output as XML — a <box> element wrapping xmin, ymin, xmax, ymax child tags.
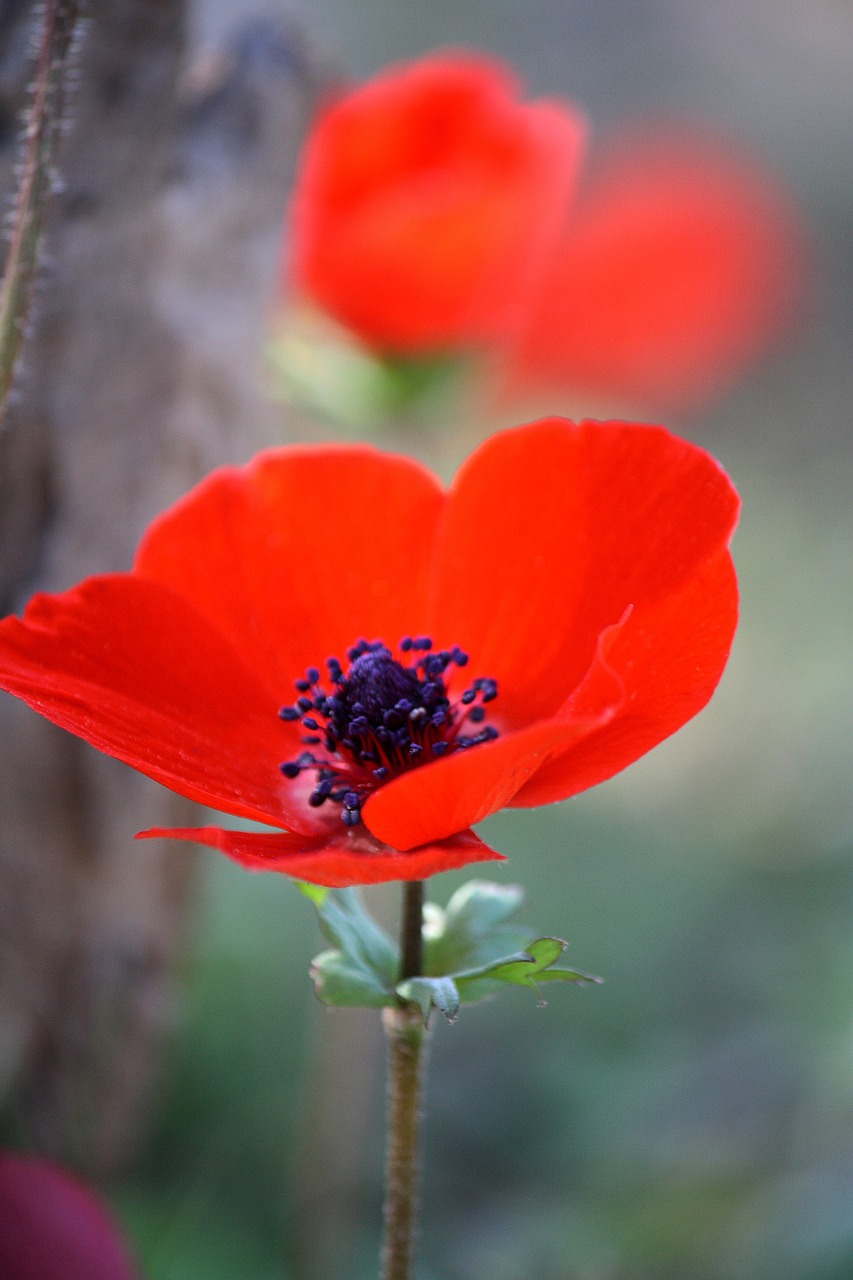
<box><xmin>0</xmin><ymin>0</ymin><xmax>81</xmax><ymax>421</ymax></box>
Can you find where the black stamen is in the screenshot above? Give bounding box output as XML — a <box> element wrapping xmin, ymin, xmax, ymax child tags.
<box><xmin>278</xmin><ymin>637</ymin><xmax>499</xmax><ymax>829</ymax></box>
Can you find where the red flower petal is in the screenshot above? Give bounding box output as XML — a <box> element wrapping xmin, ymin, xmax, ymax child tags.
<box><xmin>506</xmin><ymin>128</ymin><xmax>803</xmax><ymax>410</ymax></box>
<box><xmin>135</xmin><ymin>446</ymin><xmax>445</xmax><ymax>693</ymax></box>
<box><xmin>290</xmin><ymin>52</ymin><xmax>585</xmax><ymax>351</ymax></box>
<box><xmin>512</xmin><ymin>547</ymin><xmax>738</xmax><ymax>806</ymax></box>
<box><xmin>1</xmin><ymin>420</ymin><xmax>741</xmax><ymax>887</ymax></box>
<box><xmin>363</xmin><ymin>707</ymin><xmax>620</xmax><ymax>853</ymax></box>
<box><xmin>0</xmin><ymin>575</ymin><xmax>317</xmax><ymax>834</ymax></box>
<box><xmin>0</xmin><ymin>1153</ymin><xmax>139</xmax><ymax>1280</ymax></box>
<box><xmin>137</xmin><ymin>823</ymin><xmax>503</xmax><ymax>887</ymax></box>
<box><xmin>429</xmin><ymin>419</ymin><xmax>739</xmax><ymax>728</ymax></box>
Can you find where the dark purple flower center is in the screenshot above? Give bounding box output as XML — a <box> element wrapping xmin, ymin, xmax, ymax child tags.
<box><xmin>279</xmin><ymin>637</ymin><xmax>498</xmax><ymax>828</ymax></box>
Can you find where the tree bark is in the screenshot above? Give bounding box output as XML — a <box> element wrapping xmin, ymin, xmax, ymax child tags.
<box><xmin>0</xmin><ymin>0</ymin><xmax>328</xmax><ymax>1172</ymax></box>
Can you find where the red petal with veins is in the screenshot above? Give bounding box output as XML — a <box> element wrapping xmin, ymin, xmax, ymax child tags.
<box><xmin>137</xmin><ymin>824</ymin><xmax>503</xmax><ymax>887</ymax></box>
<box><xmin>513</xmin><ymin>549</ymin><xmax>738</xmax><ymax>806</ymax></box>
<box><xmin>0</xmin><ymin>575</ymin><xmax>318</xmax><ymax>835</ymax></box>
<box><xmin>136</xmin><ymin>446</ymin><xmax>444</xmax><ymax>693</ymax></box>
<box><xmin>429</xmin><ymin>419</ymin><xmax>739</xmax><ymax>728</ymax></box>
<box><xmin>363</xmin><ymin>697</ymin><xmax>622</xmax><ymax>853</ymax></box>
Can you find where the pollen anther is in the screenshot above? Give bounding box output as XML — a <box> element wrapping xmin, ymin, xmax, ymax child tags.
<box><xmin>278</xmin><ymin>637</ymin><xmax>499</xmax><ymax>828</ymax></box>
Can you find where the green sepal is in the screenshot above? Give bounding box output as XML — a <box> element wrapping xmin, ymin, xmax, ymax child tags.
<box><xmin>310</xmin><ymin>948</ymin><xmax>394</xmax><ymax>1009</ymax></box>
<box><xmin>397</xmin><ymin>976</ymin><xmax>461</xmax><ymax>1025</ymax></box>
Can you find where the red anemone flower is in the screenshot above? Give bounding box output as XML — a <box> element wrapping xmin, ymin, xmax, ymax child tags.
<box><xmin>289</xmin><ymin>51</ymin><xmax>585</xmax><ymax>352</ymax></box>
<box><xmin>0</xmin><ymin>420</ymin><xmax>739</xmax><ymax>887</ymax></box>
<box><xmin>503</xmin><ymin>127</ymin><xmax>804</xmax><ymax>412</ymax></box>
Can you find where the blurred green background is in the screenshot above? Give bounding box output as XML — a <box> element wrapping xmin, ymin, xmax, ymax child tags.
<box><xmin>11</xmin><ymin>1</ymin><xmax>853</xmax><ymax>1277</ymax></box>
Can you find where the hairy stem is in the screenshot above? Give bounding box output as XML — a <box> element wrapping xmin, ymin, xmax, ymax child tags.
<box><xmin>380</xmin><ymin>880</ymin><xmax>428</xmax><ymax>1280</ymax></box>
<box><xmin>399</xmin><ymin>879</ymin><xmax>424</xmax><ymax>982</ymax></box>
<box><xmin>0</xmin><ymin>0</ymin><xmax>82</xmax><ymax>423</ymax></box>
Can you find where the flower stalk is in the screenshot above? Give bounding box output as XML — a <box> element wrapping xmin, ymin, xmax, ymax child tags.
<box><xmin>0</xmin><ymin>0</ymin><xmax>81</xmax><ymax>424</ymax></box>
<box><xmin>381</xmin><ymin>880</ymin><xmax>429</xmax><ymax>1280</ymax></box>
<box><xmin>399</xmin><ymin>879</ymin><xmax>425</xmax><ymax>981</ymax></box>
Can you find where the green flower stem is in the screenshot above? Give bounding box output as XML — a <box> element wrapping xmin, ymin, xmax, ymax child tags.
<box><xmin>399</xmin><ymin>879</ymin><xmax>425</xmax><ymax>981</ymax></box>
<box><xmin>0</xmin><ymin>0</ymin><xmax>81</xmax><ymax>423</ymax></box>
<box><xmin>380</xmin><ymin>880</ymin><xmax>429</xmax><ymax>1280</ymax></box>
<box><xmin>381</xmin><ymin>1005</ymin><xmax>430</xmax><ymax>1280</ymax></box>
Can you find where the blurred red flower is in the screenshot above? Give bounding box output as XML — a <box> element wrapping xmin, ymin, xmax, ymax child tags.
<box><xmin>0</xmin><ymin>420</ymin><xmax>739</xmax><ymax>887</ymax></box>
<box><xmin>503</xmin><ymin>127</ymin><xmax>804</xmax><ymax>412</ymax></box>
<box><xmin>0</xmin><ymin>1153</ymin><xmax>139</xmax><ymax>1280</ymax></box>
<box><xmin>289</xmin><ymin>52</ymin><xmax>585</xmax><ymax>351</ymax></box>
<box><xmin>288</xmin><ymin>52</ymin><xmax>803</xmax><ymax>412</ymax></box>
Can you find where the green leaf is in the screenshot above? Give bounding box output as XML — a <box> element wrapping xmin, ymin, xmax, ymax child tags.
<box><xmin>295</xmin><ymin>881</ymin><xmax>329</xmax><ymax>907</ymax></box>
<box><xmin>445</xmin><ymin>880</ymin><xmax>526</xmax><ymax>932</ymax></box>
<box><xmin>485</xmin><ymin>936</ymin><xmax>568</xmax><ymax>982</ymax></box>
<box><xmin>397</xmin><ymin>976</ymin><xmax>460</xmax><ymax>1024</ymax></box>
<box><xmin>423</xmin><ymin>879</ymin><xmax>529</xmax><ymax>977</ymax></box>
<box><xmin>455</xmin><ymin>937</ymin><xmax>603</xmax><ymax>1006</ymax></box>
<box><xmin>299</xmin><ymin>887</ymin><xmax>401</xmax><ymax>1010</ymax></box>
<box><xmin>310</xmin><ymin>949</ymin><xmax>395</xmax><ymax>1009</ymax></box>
<box><xmin>299</xmin><ymin>879</ymin><xmax>602</xmax><ymax>1014</ymax></box>
<box><xmin>315</xmin><ymin>889</ymin><xmax>399</xmax><ymax>987</ymax></box>
<box><xmin>534</xmin><ymin>968</ymin><xmax>604</xmax><ymax>985</ymax></box>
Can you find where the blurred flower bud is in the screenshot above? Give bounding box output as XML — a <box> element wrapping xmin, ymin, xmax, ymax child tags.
<box><xmin>288</xmin><ymin>51</ymin><xmax>585</xmax><ymax>353</ymax></box>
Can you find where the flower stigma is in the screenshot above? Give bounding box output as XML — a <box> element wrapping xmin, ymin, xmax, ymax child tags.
<box><xmin>279</xmin><ymin>638</ymin><xmax>499</xmax><ymax>828</ymax></box>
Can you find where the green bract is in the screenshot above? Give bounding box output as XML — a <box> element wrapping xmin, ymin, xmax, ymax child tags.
<box><xmin>300</xmin><ymin>880</ymin><xmax>601</xmax><ymax>1022</ymax></box>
